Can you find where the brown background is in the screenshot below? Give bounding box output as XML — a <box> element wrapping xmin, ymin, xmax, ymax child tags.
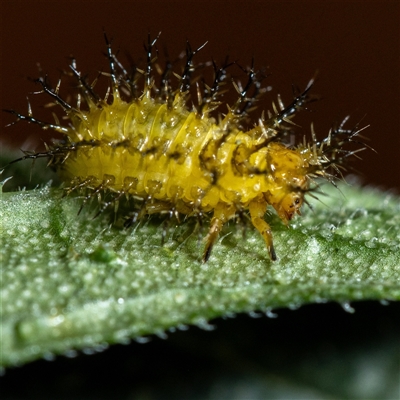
<box><xmin>1</xmin><ymin>1</ymin><xmax>399</xmax><ymax>190</ymax></box>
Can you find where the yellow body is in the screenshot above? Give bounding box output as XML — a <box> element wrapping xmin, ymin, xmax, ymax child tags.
<box><xmin>59</xmin><ymin>92</ymin><xmax>311</xmax><ymax>261</ymax></box>
<box><xmin>7</xmin><ymin>37</ymin><xmax>358</xmax><ymax>261</ymax></box>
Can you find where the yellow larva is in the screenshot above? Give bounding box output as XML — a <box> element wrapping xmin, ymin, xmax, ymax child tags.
<box><xmin>4</xmin><ymin>34</ymin><xmax>366</xmax><ymax>262</ymax></box>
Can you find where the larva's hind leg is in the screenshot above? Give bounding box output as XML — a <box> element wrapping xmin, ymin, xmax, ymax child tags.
<box><xmin>249</xmin><ymin>199</ymin><xmax>277</xmax><ymax>261</ymax></box>
<box><xmin>203</xmin><ymin>203</ymin><xmax>236</xmax><ymax>263</ymax></box>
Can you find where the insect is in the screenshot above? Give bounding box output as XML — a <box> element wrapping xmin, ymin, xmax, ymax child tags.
<box><xmin>3</xmin><ymin>34</ymin><xmax>367</xmax><ymax>262</ymax></box>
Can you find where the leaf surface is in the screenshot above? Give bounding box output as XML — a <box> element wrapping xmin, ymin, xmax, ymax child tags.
<box><xmin>1</xmin><ymin>176</ymin><xmax>399</xmax><ymax>368</ymax></box>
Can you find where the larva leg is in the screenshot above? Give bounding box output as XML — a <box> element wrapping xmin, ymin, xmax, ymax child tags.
<box><xmin>249</xmin><ymin>199</ymin><xmax>277</xmax><ymax>261</ymax></box>
<box><xmin>203</xmin><ymin>203</ymin><xmax>236</xmax><ymax>263</ymax></box>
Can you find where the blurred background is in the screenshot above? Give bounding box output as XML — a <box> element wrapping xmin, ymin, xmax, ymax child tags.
<box><xmin>1</xmin><ymin>1</ymin><xmax>399</xmax><ymax>399</ymax></box>
<box><xmin>1</xmin><ymin>1</ymin><xmax>399</xmax><ymax>190</ymax></box>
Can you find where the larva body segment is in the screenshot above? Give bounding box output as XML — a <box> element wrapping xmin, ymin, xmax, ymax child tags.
<box><xmin>4</xmin><ymin>35</ymin><xmax>366</xmax><ymax>262</ymax></box>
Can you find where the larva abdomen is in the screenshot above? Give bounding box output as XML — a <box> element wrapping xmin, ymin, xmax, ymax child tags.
<box><xmin>65</xmin><ymin>96</ymin><xmax>216</xmax><ymax>205</ymax></box>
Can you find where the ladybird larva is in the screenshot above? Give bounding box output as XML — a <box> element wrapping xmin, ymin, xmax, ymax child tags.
<box><xmin>3</xmin><ymin>34</ymin><xmax>367</xmax><ymax>262</ymax></box>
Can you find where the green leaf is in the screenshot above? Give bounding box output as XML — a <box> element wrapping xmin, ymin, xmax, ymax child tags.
<box><xmin>1</xmin><ymin>165</ymin><xmax>400</xmax><ymax>368</ymax></box>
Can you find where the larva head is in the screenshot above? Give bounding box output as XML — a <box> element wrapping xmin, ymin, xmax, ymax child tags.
<box><xmin>262</xmin><ymin>116</ymin><xmax>367</xmax><ymax>224</ymax></box>
<box><xmin>273</xmin><ymin>189</ymin><xmax>306</xmax><ymax>222</ymax></box>
<box><xmin>263</xmin><ymin>143</ymin><xmax>310</xmax><ymax>223</ymax></box>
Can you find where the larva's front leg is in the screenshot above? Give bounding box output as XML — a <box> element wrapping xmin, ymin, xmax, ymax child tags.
<box><xmin>203</xmin><ymin>203</ymin><xmax>236</xmax><ymax>262</ymax></box>
<box><xmin>249</xmin><ymin>198</ymin><xmax>277</xmax><ymax>261</ymax></box>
